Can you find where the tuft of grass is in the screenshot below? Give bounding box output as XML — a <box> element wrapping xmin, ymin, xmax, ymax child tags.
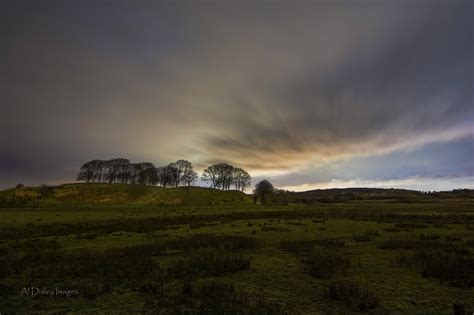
<box><xmin>1</xmin><ymin>246</ymin><xmax>163</xmax><ymax>298</ymax></box>
<box><xmin>384</xmin><ymin>227</ymin><xmax>403</xmax><ymax>232</ymax></box>
<box><xmin>261</xmin><ymin>226</ymin><xmax>291</xmax><ymax>232</ymax></box>
<box><xmin>352</xmin><ymin>234</ymin><xmax>371</xmax><ymax>242</ymax></box>
<box><xmin>394</xmin><ymin>222</ymin><xmax>428</xmax><ymax>229</ymax></box>
<box><xmin>160</xmin><ymin>234</ymin><xmax>259</xmax><ymax>252</ymax></box>
<box><xmin>418</xmin><ymin>233</ymin><xmax>440</xmax><ymax>240</ymax></box>
<box><xmin>378</xmin><ymin>238</ymin><xmax>470</xmax><ymax>255</ymax></box>
<box><xmin>363</xmin><ymin>230</ymin><xmax>380</xmax><ymax>236</ymax></box>
<box><xmin>280</xmin><ymin>239</ymin><xmax>345</xmax><ymax>253</ymax></box>
<box><xmin>326</xmin><ymin>281</ymin><xmax>379</xmax><ymax>311</ymax></box>
<box><xmin>303</xmin><ymin>251</ymin><xmax>351</xmax><ymax>278</ymax></box>
<box><xmin>396</xmin><ymin>250</ymin><xmax>474</xmax><ymax>287</ymax></box>
<box><xmin>168</xmin><ymin>253</ymin><xmax>251</xmax><ymax>279</ymax></box>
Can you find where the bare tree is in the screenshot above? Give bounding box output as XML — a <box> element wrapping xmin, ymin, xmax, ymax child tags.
<box><xmin>77</xmin><ymin>160</ymin><xmax>103</xmax><ymax>183</ymax></box>
<box><xmin>202</xmin><ymin>164</ymin><xmax>220</xmax><ymax>189</ymax></box>
<box><xmin>137</xmin><ymin>163</ymin><xmax>156</xmax><ymax>185</ymax></box>
<box><xmin>202</xmin><ymin>163</ymin><xmax>239</xmax><ymax>190</ymax></box>
<box><xmin>104</xmin><ymin>158</ymin><xmax>129</xmax><ymax>183</ymax></box>
<box><xmin>232</xmin><ymin>168</ymin><xmax>251</xmax><ymax>191</ymax></box>
<box><xmin>157</xmin><ymin>164</ymin><xmax>178</xmax><ymax>187</ymax></box>
<box><xmin>170</xmin><ymin>160</ymin><xmax>195</xmax><ymax>187</ymax></box>
<box><xmin>183</xmin><ymin>170</ymin><xmax>198</xmax><ymax>186</ymax></box>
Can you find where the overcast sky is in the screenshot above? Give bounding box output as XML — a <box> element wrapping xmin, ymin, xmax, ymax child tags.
<box><xmin>1</xmin><ymin>0</ymin><xmax>473</xmax><ymax>191</ymax></box>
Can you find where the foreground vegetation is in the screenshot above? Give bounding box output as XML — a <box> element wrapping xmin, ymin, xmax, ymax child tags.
<box><xmin>0</xmin><ymin>184</ymin><xmax>473</xmax><ymax>313</ymax></box>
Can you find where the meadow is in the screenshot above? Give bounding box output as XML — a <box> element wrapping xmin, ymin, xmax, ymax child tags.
<box><xmin>1</xmin><ymin>184</ymin><xmax>474</xmax><ymax>314</ymax></box>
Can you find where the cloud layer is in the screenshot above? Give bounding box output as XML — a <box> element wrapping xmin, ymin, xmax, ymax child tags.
<box><xmin>1</xmin><ymin>0</ymin><xmax>473</xmax><ymax>190</ymax></box>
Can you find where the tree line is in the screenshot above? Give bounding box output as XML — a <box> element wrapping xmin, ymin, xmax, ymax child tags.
<box><xmin>77</xmin><ymin>159</ymin><xmax>251</xmax><ymax>191</ymax></box>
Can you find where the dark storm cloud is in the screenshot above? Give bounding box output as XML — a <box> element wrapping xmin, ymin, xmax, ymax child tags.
<box><xmin>0</xmin><ymin>0</ymin><xmax>473</xmax><ymax>189</ymax></box>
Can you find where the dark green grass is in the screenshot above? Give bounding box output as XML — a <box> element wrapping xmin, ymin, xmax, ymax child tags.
<box><xmin>0</xmin><ymin>197</ymin><xmax>473</xmax><ymax>313</ymax></box>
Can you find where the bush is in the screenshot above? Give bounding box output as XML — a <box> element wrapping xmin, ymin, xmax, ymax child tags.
<box><xmin>445</xmin><ymin>235</ymin><xmax>461</xmax><ymax>242</ymax></box>
<box><xmin>261</xmin><ymin>226</ymin><xmax>290</xmax><ymax>232</ymax></box>
<box><xmin>396</xmin><ymin>250</ymin><xmax>474</xmax><ymax>287</ymax></box>
<box><xmin>378</xmin><ymin>239</ymin><xmax>470</xmax><ymax>255</ymax></box>
<box><xmin>173</xmin><ymin>279</ymin><xmax>281</xmax><ymax>313</ymax></box>
<box><xmin>280</xmin><ymin>239</ymin><xmax>344</xmax><ymax>253</ymax></box>
<box><xmin>384</xmin><ymin>227</ymin><xmax>403</xmax><ymax>232</ymax></box>
<box><xmin>433</xmin><ymin>224</ymin><xmax>450</xmax><ymax>229</ymax></box>
<box><xmin>352</xmin><ymin>234</ymin><xmax>371</xmax><ymax>242</ymax></box>
<box><xmin>160</xmin><ymin>234</ymin><xmax>259</xmax><ymax>251</ymax></box>
<box><xmin>364</xmin><ymin>230</ymin><xmax>380</xmax><ymax>236</ymax></box>
<box><xmin>418</xmin><ymin>233</ymin><xmax>440</xmax><ymax>240</ymax></box>
<box><xmin>326</xmin><ymin>281</ymin><xmax>379</xmax><ymax>311</ymax></box>
<box><xmin>168</xmin><ymin>253</ymin><xmax>250</xmax><ymax>279</ymax></box>
<box><xmin>394</xmin><ymin>222</ymin><xmax>428</xmax><ymax>229</ymax></box>
<box><xmin>303</xmin><ymin>251</ymin><xmax>350</xmax><ymax>278</ymax></box>
<box><xmin>3</xmin><ymin>245</ymin><xmax>163</xmax><ymax>296</ymax></box>
<box><xmin>38</xmin><ymin>185</ymin><xmax>54</xmax><ymax>199</ymax></box>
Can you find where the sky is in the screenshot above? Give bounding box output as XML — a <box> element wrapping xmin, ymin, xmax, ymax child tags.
<box><xmin>1</xmin><ymin>0</ymin><xmax>473</xmax><ymax>191</ymax></box>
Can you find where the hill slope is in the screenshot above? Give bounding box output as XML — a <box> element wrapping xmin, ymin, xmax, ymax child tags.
<box><xmin>0</xmin><ymin>183</ymin><xmax>251</xmax><ymax>206</ymax></box>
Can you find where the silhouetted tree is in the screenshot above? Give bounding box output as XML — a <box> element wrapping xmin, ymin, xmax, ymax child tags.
<box><xmin>202</xmin><ymin>163</ymin><xmax>234</xmax><ymax>190</ymax></box>
<box><xmin>254</xmin><ymin>179</ymin><xmax>274</xmax><ymax>204</ymax></box>
<box><xmin>117</xmin><ymin>159</ymin><xmax>132</xmax><ymax>183</ymax></box>
<box><xmin>170</xmin><ymin>160</ymin><xmax>195</xmax><ymax>187</ymax></box>
<box><xmin>183</xmin><ymin>170</ymin><xmax>198</xmax><ymax>186</ymax></box>
<box><xmin>218</xmin><ymin>163</ymin><xmax>234</xmax><ymax>190</ymax></box>
<box><xmin>202</xmin><ymin>164</ymin><xmax>221</xmax><ymax>189</ymax></box>
<box><xmin>77</xmin><ymin>159</ymin><xmax>247</xmax><ymax>190</ymax></box>
<box><xmin>93</xmin><ymin>160</ymin><xmax>106</xmax><ymax>182</ymax></box>
<box><xmin>157</xmin><ymin>165</ymin><xmax>178</xmax><ymax>187</ymax></box>
<box><xmin>232</xmin><ymin>168</ymin><xmax>251</xmax><ymax>191</ymax></box>
<box><xmin>77</xmin><ymin>159</ymin><xmax>103</xmax><ymax>183</ymax></box>
<box><xmin>202</xmin><ymin>163</ymin><xmax>251</xmax><ymax>191</ymax></box>
<box><xmin>137</xmin><ymin>163</ymin><xmax>156</xmax><ymax>185</ymax></box>
<box><xmin>129</xmin><ymin>163</ymin><xmax>142</xmax><ymax>184</ymax></box>
<box><xmin>139</xmin><ymin>166</ymin><xmax>158</xmax><ymax>185</ymax></box>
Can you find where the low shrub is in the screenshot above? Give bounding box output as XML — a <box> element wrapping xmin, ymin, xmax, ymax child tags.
<box><xmin>161</xmin><ymin>234</ymin><xmax>259</xmax><ymax>252</ymax></box>
<box><xmin>352</xmin><ymin>234</ymin><xmax>371</xmax><ymax>242</ymax></box>
<box><xmin>261</xmin><ymin>226</ymin><xmax>290</xmax><ymax>232</ymax></box>
<box><xmin>384</xmin><ymin>227</ymin><xmax>403</xmax><ymax>232</ymax></box>
<box><xmin>418</xmin><ymin>233</ymin><xmax>440</xmax><ymax>240</ymax></box>
<box><xmin>396</xmin><ymin>250</ymin><xmax>474</xmax><ymax>287</ymax></box>
<box><xmin>287</xmin><ymin>221</ymin><xmax>307</xmax><ymax>226</ymax></box>
<box><xmin>394</xmin><ymin>222</ymin><xmax>428</xmax><ymax>229</ymax></box>
<box><xmin>445</xmin><ymin>235</ymin><xmax>462</xmax><ymax>242</ymax></box>
<box><xmin>168</xmin><ymin>253</ymin><xmax>250</xmax><ymax>279</ymax></box>
<box><xmin>433</xmin><ymin>224</ymin><xmax>450</xmax><ymax>229</ymax></box>
<box><xmin>280</xmin><ymin>239</ymin><xmax>345</xmax><ymax>253</ymax></box>
<box><xmin>326</xmin><ymin>280</ymin><xmax>379</xmax><ymax>311</ymax></box>
<box><xmin>378</xmin><ymin>239</ymin><xmax>470</xmax><ymax>255</ymax></box>
<box><xmin>303</xmin><ymin>251</ymin><xmax>350</xmax><ymax>278</ymax></box>
<box><xmin>364</xmin><ymin>230</ymin><xmax>380</xmax><ymax>236</ymax></box>
<box><xmin>4</xmin><ymin>246</ymin><xmax>163</xmax><ymax>297</ymax></box>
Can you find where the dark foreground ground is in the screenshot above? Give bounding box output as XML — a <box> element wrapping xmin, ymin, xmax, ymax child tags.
<box><xmin>1</xmin><ymin>199</ymin><xmax>474</xmax><ymax>314</ymax></box>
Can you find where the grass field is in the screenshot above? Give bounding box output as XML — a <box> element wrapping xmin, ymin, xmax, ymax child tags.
<box><xmin>1</xmin><ymin>184</ymin><xmax>474</xmax><ymax>313</ymax></box>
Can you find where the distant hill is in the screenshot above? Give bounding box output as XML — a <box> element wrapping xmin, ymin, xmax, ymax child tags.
<box><xmin>272</xmin><ymin>187</ymin><xmax>474</xmax><ymax>203</ymax></box>
<box><xmin>0</xmin><ymin>183</ymin><xmax>251</xmax><ymax>206</ymax></box>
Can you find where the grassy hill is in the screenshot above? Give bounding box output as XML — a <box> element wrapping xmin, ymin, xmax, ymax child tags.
<box><xmin>1</xmin><ymin>183</ymin><xmax>472</xmax><ymax>207</ymax></box>
<box><xmin>0</xmin><ymin>183</ymin><xmax>251</xmax><ymax>206</ymax></box>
